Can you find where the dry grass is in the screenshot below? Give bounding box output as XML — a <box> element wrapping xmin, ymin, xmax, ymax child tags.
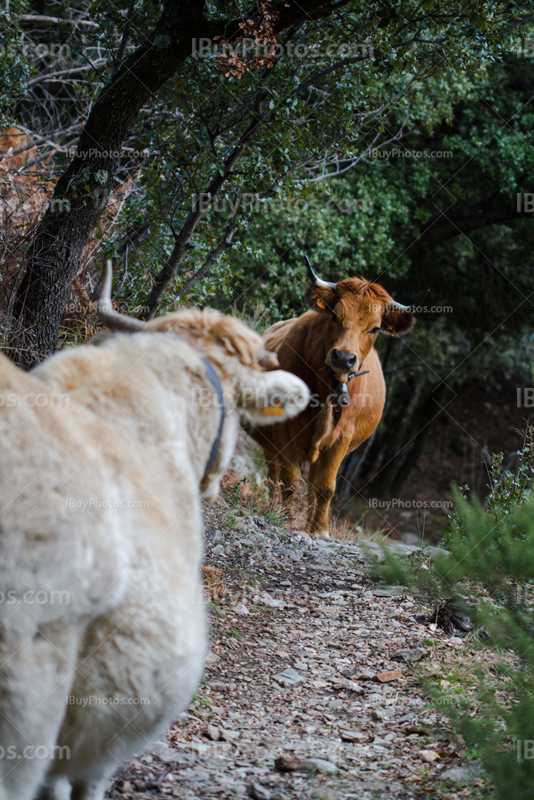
<box><xmin>220</xmin><ymin>468</ymin><xmax>310</xmax><ymax>529</ymax></box>
<box><xmin>201</xmin><ymin>565</ymin><xmax>228</xmax><ymax>605</ymax></box>
<box><xmin>220</xmin><ymin>465</ymin><xmax>388</xmax><ymax>544</ymax></box>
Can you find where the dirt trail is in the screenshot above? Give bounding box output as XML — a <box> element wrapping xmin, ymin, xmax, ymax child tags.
<box><xmin>106</xmin><ymin>505</ymin><xmax>488</xmax><ymax>800</ymax></box>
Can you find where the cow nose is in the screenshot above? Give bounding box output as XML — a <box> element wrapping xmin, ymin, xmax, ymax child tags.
<box><xmin>330</xmin><ymin>350</ymin><xmax>357</xmax><ymax>370</ymax></box>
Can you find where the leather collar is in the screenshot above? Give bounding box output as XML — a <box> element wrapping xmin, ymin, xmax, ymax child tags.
<box><xmin>202</xmin><ymin>358</ymin><xmax>226</xmax><ymax>478</ymax></box>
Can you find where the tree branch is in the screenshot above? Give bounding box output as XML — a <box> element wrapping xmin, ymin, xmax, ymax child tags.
<box><xmin>296</xmin><ymin>54</ymin><xmax>373</xmax><ymax>94</ymax></box>
<box><xmin>180</xmin><ymin>228</ymin><xmax>237</xmax><ymax>296</ymax></box>
<box><xmin>9</xmin><ymin>0</ymin><xmax>359</xmax><ymax>366</ymax></box>
<box><xmin>26</xmin><ymin>61</ymin><xmax>108</xmax><ymax>88</ymax></box>
<box><xmin>112</xmin><ymin>0</ymin><xmax>137</xmax><ymax>79</ymax></box>
<box><xmin>406</xmin><ymin>204</ymin><xmax>534</xmax><ymax>259</ymax></box>
<box><xmin>17</xmin><ymin>14</ymin><xmax>99</xmax><ymax>27</ymax></box>
<box><xmin>141</xmin><ymin>108</ymin><xmax>267</xmax><ymax>318</ymax></box>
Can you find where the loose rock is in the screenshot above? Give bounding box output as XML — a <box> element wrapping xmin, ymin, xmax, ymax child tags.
<box><xmin>376</xmin><ymin>669</ymin><xmax>403</xmax><ymax>683</ymax></box>
<box><xmin>273</xmin><ymin>668</ymin><xmax>303</xmax><ymax>687</ymax></box>
<box><xmin>391</xmin><ymin>648</ymin><xmax>425</xmax><ymax>663</ymax></box>
<box><xmin>247</xmin><ymin>783</ymin><xmax>272</xmax><ymax>800</ymax></box>
<box><xmin>419</xmin><ymin>750</ymin><xmax>440</xmax><ymax>762</ymax></box>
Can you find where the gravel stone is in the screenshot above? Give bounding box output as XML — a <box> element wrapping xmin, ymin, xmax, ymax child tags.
<box><xmin>115</xmin><ymin>500</ymin><xmax>473</xmax><ymax>800</ymax></box>
<box><xmin>273</xmin><ymin>668</ymin><xmax>304</xmax><ymax>686</ymax></box>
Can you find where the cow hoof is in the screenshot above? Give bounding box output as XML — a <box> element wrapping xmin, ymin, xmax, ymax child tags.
<box><xmin>310</xmin><ymin>529</ymin><xmax>330</xmax><ymax>539</ymax></box>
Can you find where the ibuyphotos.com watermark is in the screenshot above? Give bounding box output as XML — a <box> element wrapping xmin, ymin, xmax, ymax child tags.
<box><xmin>192</xmin><ymin>39</ymin><xmax>374</xmax><ymax>61</ymax></box>
<box><xmin>193</xmin><ymin>387</ymin><xmax>378</xmax><ymax>410</ymax></box>
<box><xmin>0</xmin><ymin>392</ymin><xmax>70</xmax><ymax>409</ymax></box>
<box><xmin>0</xmin><ymin>590</ymin><xmax>70</xmax><ymax>605</ymax></box>
<box><xmin>516</xmin><ymin>740</ymin><xmax>534</xmax><ymax>760</ymax></box>
<box><xmin>517</xmin><ymin>193</ymin><xmax>534</xmax><ymax>212</ymax></box>
<box><xmin>63</xmin><ymin>300</ymin><xmax>150</xmax><ymax>316</ymax></box>
<box><xmin>66</xmin><ymin>499</ymin><xmax>150</xmax><ymax>511</ymax></box>
<box><xmin>369</xmin><ymin>148</ymin><xmax>453</xmax><ymax>160</ymax></box>
<box><xmin>0</xmin><ymin>745</ymin><xmax>70</xmax><ymax>760</ymax></box>
<box><xmin>515</xmin><ymin>585</ymin><xmax>534</xmax><ymax>606</ymax></box>
<box><xmin>517</xmin><ymin>389</ymin><xmax>534</xmax><ymax>407</ymax></box>
<box><xmin>0</xmin><ymin>42</ymin><xmax>71</xmax><ymax>60</ymax></box>
<box><xmin>192</xmin><ymin>193</ymin><xmax>373</xmax><ymax>216</ymax></box>
<box><xmin>66</xmin><ymin>695</ymin><xmax>149</xmax><ymax>707</ymax></box>
<box><xmin>514</xmin><ymin>38</ymin><xmax>534</xmax><ymax>58</ymax></box>
<box><xmin>368</xmin><ymin>302</ymin><xmax>453</xmax><ymax>314</ymax></box>
<box><xmin>369</xmin><ymin>499</ymin><xmax>453</xmax><ymax>510</ymax></box>
<box><xmin>68</xmin><ymin>147</ymin><xmax>152</xmax><ymax>160</ymax></box>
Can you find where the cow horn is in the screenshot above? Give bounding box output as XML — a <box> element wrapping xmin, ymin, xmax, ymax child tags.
<box><xmin>98</xmin><ymin>260</ymin><xmax>145</xmax><ymax>332</ymax></box>
<box><xmin>305</xmin><ymin>256</ymin><xmax>337</xmax><ymax>290</ymax></box>
<box><xmin>387</xmin><ymin>300</ymin><xmax>413</xmax><ymax>313</ymax></box>
<box><xmin>388</xmin><ymin>289</ymin><xmax>428</xmax><ymax>314</ymax></box>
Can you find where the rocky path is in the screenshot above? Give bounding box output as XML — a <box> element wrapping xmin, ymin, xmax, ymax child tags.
<box><xmin>106</xmin><ymin>505</ymin><xmax>489</xmax><ymax>800</ymax></box>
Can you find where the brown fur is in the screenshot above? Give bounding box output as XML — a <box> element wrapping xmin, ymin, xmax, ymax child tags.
<box><xmin>247</xmin><ymin>277</ymin><xmax>415</xmax><ymax>536</ymax></box>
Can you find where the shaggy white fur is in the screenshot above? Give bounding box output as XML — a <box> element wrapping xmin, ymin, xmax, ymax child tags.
<box><xmin>0</xmin><ymin>310</ymin><xmax>309</xmax><ymax>800</ymax></box>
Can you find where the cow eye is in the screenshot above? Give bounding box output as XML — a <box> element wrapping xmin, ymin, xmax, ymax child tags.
<box><xmin>369</xmin><ymin>327</ymin><xmax>380</xmax><ymax>335</ymax></box>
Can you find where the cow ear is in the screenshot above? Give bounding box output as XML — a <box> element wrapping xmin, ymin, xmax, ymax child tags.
<box><xmin>236</xmin><ymin>369</ymin><xmax>310</xmax><ymax>426</ymax></box>
<box><xmin>380</xmin><ymin>306</ymin><xmax>416</xmax><ymax>336</ymax></box>
<box><xmin>309</xmin><ymin>285</ymin><xmax>337</xmax><ymax>312</ymax></box>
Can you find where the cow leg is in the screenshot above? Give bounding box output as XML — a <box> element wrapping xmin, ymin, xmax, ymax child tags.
<box><xmin>253</xmin><ymin>434</ymin><xmax>282</xmax><ymax>503</ymax></box>
<box><xmin>248</xmin><ymin>427</ymin><xmax>282</xmax><ymax>499</ymax></box>
<box><xmin>265</xmin><ymin>452</ymin><xmax>281</xmax><ymax>500</ymax></box>
<box><xmin>0</xmin><ymin>624</ymin><xmax>78</xmax><ymax>800</ymax></box>
<box><xmin>306</xmin><ymin>480</ymin><xmax>335</xmax><ymax>537</ymax></box>
<box><xmin>262</xmin><ymin>440</ymin><xmax>301</xmax><ymax>508</ymax></box>
<box><xmin>70</xmin><ymin>779</ymin><xmax>108</xmax><ymax>800</ymax></box>
<box><xmin>279</xmin><ymin>460</ymin><xmax>301</xmax><ymax>504</ymax></box>
<box><xmin>34</xmin><ymin>778</ymin><xmax>70</xmax><ymax>800</ymax></box>
<box><xmin>307</xmin><ymin>441</ymin><xmax>349</xmax><ymax>537</ymax></box>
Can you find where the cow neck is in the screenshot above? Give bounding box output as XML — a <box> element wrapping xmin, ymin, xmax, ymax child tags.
<box><xmin>322</xmin><ymin>346</ymin><xmax>370</xmax><ymax>409</ymax></box>
<box><xmin>201</xmin><ymin>358</ymin><xmax>226</xmax><ymax>479</ymax></box>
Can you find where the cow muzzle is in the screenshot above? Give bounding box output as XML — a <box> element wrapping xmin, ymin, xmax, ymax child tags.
<box><xmin>326</xmin><ymin>348</ymin><xmax>357</xmax><ymax>376</ymax></box>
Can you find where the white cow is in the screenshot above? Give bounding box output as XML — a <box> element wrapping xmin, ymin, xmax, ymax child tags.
<box><xmin>0</xmin><ymin>264</ymin><xmax>309</xmax><ymax>800</ymax></box>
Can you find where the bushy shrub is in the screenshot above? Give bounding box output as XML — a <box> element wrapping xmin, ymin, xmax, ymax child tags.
<box><xmin>372</xmin><ymin>427</ymin><xmax>534</xmax><ymax>798</ymax></box>
<box><xmin>444</xmin><ymin>427</ymin><xmax>534</xmax><ymax>547</ymax></box>
<box><xmin>412</xmin><ymin>427</ymin><xmax>534</xmax><ymax>798</ymax></box>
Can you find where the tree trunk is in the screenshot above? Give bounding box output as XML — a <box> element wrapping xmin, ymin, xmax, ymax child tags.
<box><xmin>11</xmin><ymin>0</ymin><xmax>206</xmax><ymax>367</ymax></box>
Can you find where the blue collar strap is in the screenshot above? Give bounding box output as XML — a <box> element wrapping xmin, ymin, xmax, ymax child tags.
<box><xmin>202</xmin><ymin>358</ymin><xmax>226</xmax><ymax>478</ymax></box>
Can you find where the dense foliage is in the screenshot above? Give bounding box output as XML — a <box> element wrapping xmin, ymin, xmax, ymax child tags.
<box><xmin>0</xmin><ymin>2</ymin><xmax>30</xmax><ymax>109</ymax></box>
<box><xmin>372</xmin><ymin>429</ymin><xmax>534</xmax><ymax>799</ymax></box>
<box><xmin>111</xmin><ymin>14</ymin><xmax>534</xmax><ymax>321</ymax></box>
<box><xmin>434</xmin><ymin>449</ymin><xmax>534</xmax><ymax>800</ymax></box>
<box><xmin>2</xmin><ymin>1</ymin><xmax>531</xmax><ymax>319</ymax></box>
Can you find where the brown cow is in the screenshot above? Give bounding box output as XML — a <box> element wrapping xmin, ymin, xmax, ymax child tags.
<box><xmin>247</xmin><ymin>258</ymin><xmax>416</xmax><ymax>536</ymax></box>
